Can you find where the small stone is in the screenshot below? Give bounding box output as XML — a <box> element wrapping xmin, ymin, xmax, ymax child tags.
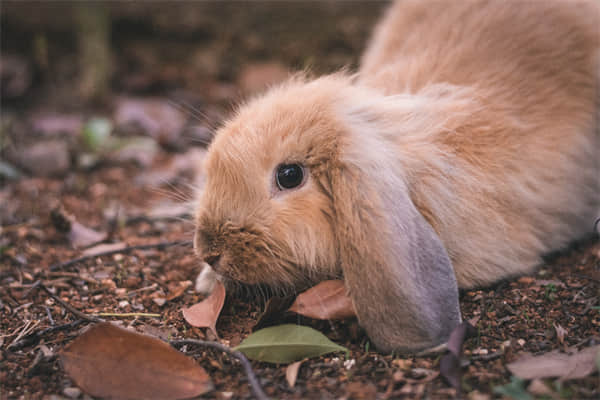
<box><xmin>118</xmin><ymin>300</ymin><xmax>130</xmax><ymax>308</ymax></box>
<box><xmin>343</xmin><ymin>359</ymin><xmax>356</xmax><ymax>370</ymax></box>
<box><xmin>517</xmin><ymin>339</ymin><xmax>526</xmax><ymax>347</ymax></box>
<box><xmin>153</xmin><ymin>297</ymin><xmax>166</xmax><ymax>307</ymax></box>
<box><xmin>63</xmin><ymin>387</ymin><xmax>81</xmax><ymax>398</ymax></box>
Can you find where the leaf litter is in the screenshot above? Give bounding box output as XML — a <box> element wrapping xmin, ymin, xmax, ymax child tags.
<box><xmin>234</xmin><ymin>324</ymin><xmax>348</xmax><ymax>364</ymax></box>
<box><xmin>60</xmin><ymin>322</ymin><xmax>213</xmax><ymax>400</ymax></box>
<box><xmin>288</xmin><ymin>280</ymin><xmax>356</xmax><ymax>320</ymax></box>
<box><xmin>507</xmin><ymin>345</ymin><xmax>600</xmax><ymax>381</ymax></box>
<box><xmin>182</xmin><ymin>280</ymin><xmax>226</xmax><ymax>337</ymax></box>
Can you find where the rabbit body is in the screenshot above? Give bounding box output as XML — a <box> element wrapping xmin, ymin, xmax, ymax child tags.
<box><xmin>195</xmin><ymin>0</ymin><xmax>599</xmax><ymax>352</ymax></box>
<box><xmin>359</xmin><ymin>0</ymin><xmax>600</xmax><ymax>288</ymax></box>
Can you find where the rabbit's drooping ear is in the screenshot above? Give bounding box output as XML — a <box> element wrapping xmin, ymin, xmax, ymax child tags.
<box><xmin>325</xmin><ymin>124</ymin><xmax>461</xmax><ymax>353</ymax></box>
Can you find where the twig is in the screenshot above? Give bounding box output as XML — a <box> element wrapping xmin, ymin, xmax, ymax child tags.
<box><xmin>44</xmin><ymin>306</ymin><xmax>55</xmax><ymax>326</ymax></box>
<box><xmin>8</xmin><ymin>320</ymin><xmax>86</xmax><ymax>351</ymax></box>
<box><xmin>49</xmin><ymin>240</ymin><xmax>191</xmax><ymax>271</ymax></box>
<box><xmin>171</xmin><ymin>338</ymin><xmax>269</xmax><ymax>400</ymax></box>
<box><xmin>35</xmin><ymin>282</ymin><xmax>102</xmax><ymax>323</ymax></box>
<box><xmin>470</xmin><ymin>352</ymin><xmax>503</xmax><ymax>361</ymax></box>
<box><xmin>95</xmin><ymin>312</ymin><xmax>161</xmax><ymax>318</ymax></box>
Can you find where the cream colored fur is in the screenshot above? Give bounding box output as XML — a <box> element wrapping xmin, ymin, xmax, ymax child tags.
<box><xmin>194</xmin><ymin>0</ymin><xmax>600</xmax><ymax>352</ymax></box>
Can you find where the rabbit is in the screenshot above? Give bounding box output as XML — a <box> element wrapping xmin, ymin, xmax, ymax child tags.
<box><xmin>193</xmin><ymin>0</ymin><xmax>600</xmax><ymax>353</ymax></box>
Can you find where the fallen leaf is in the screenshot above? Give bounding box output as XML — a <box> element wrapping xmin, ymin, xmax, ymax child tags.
<box><xmin>81</xmin><ymin>242</ymin><xmax>127</xmax><ymax>257</ymax></box>
<box><xmin>440</xmin><ymin>321</ymin><xmax>476</xmax><ymax>390</ymax></box>
<box><xmin>286</xmin><ymin>360</ymin><xmax>302</xmax><ymax>388</ymax></box>
<box><xmin>68</xmin><ymin>221</ymin><xmax>107</xmax><ymax>249</ymax></box>
<box><xmin>182</xmin><ymin>280</ymin><xmax>226</xmax><ymax>337</ymax></box>
<box><xmin>114</xmin><ymin>97</ymin><xmax>186</xmax><ymax>148</ymax></box>
<box><xmin>234</xmin><ymin>324</ymin><xmax>348</xmax><ymax>364</ymax></box>
<box><xmin>166</xmin><ymin>280</ymin><xmax>192</xmax><ymax>301</ymax></box>
<box><xmin>288</xmin><ymin>280</ymin><xmax>356</xmax><ymax>320</ymax></box>
<box><xmin>50</xmin><ymin>208</ymin><xmax>107</xmax><ymax>248</ymax></box>
<box><xmin>59</xmin><ymin>322</ymin><xmax>212</xmax><ymax>400</ymax></box>
<box><xmin>506</xmin><ymin>345</ymin><xmax>600</xmax><ymax>381</ymax></box>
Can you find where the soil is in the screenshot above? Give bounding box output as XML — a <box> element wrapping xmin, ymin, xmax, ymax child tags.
<box><xmin>1</xmin><ymin>2</ymin><xmax>599</xmax><ymax>399</ymax></box>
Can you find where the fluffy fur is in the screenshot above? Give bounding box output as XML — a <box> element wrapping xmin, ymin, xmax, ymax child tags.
<box><xmin>194</xmin><ymin>0</ymin><xmax>600</xmax><ymax>352</ymax></box>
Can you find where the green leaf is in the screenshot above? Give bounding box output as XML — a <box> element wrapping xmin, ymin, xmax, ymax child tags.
<box><xmin>233</xmin><ymin>324</ymin><xmax>347</xmax><ymax>364</ymax></box>
<box><xmin>493</xmin><ymin>376</ymin><xmax>532</xmax><ymax>400</ymax></box>
<box><xmin>82</xmin><ymin>117</ymin><xmax>112</xmax><ymax>151</ymax></box>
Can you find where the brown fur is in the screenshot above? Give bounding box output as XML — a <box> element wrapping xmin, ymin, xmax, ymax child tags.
<box><xmin>194</xmin><ymin>0</ymin><xmax>600</xmax><ymax>352</ymax></box>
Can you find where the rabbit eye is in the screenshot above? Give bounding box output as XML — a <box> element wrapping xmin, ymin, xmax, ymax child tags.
<box><xmin>276</xmin><ymin>163</ymin><xmax>304</xmax><ymax>190</ymax></box>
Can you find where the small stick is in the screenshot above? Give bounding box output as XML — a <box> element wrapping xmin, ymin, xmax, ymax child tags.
<box><xmin>171</xmin><ymin>338</ymin><xmax>269</xmax><ymax>400</ymax></box>
<box><xmin>37</xmin><ymin>282</ymin><xmax>102</xmax><ymax>323</ymax></box>
<box><xmin>470</xmin><ymin>351</ymin><xmax>503</xmax><ymax>361</ymax></box>
<box><xmin>44</xmin><ymin>306</ymin><xmax>55</xmax><ymax>326</ymax></box>
<box><xmin>95</xmin><ymin>312</ymin><xmax>161</xmax><ymax>318</ymax></box>
<box><xmin>8</xmin><ymin>320</ymin><xmax>86</xmax><ymax>351</ymax></box>
<box><xmin>49</xmin><ymin>240</ymin><xmax>191</xmax><ymax>271</ymax></box>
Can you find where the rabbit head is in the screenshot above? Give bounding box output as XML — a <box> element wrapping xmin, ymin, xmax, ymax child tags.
<box><xmin>194</xmin><ymin>74</ymin><xmax>461</xmax><ymax>352</ymax></box>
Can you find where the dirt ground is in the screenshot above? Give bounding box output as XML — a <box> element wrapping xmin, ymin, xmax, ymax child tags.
<box><xmin>1</xmin><ymin>2</ymin><xmax>599</xmax><ymax>399</ymax></box>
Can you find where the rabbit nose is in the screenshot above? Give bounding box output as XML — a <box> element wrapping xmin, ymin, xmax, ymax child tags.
<box><xmin>204</xmin><ymin>254</ymin><xmax>222</xmax><ymax>271</ymax></box>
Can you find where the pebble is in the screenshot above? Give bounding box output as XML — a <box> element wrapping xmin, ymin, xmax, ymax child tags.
<box><xmin>16</xmin><ymin>140</ymin><xmax>70</xmax><ymax>177</ymax></box>
<box><xmin>153</xmin><ymin>297</ymin><xmax>166</xmax><ymax>307</ymax></box>
<box><xmin>63</xmin><ymin>387</ymin><xmax>81</xmax><ymax>398</ymax></box>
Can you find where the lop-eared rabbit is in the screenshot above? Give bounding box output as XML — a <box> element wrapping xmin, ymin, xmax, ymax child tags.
<box><xmin>194</xmin><ymin>0</ymin><xmax>600</xmax><ymax>352</ymax></box>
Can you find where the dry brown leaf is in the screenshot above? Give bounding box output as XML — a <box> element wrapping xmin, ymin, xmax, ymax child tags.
<box><xmin>507</xmin><ymin>345</ymin><xmax>600</xmax><ymax>381</ymax></box>
<box><xmin>288</xmin><ymin>280</ymin><xmax>356</xmax><ymax>320</ymax></box>
<box><xmin>60</xmin><ymin>322</ymin><xmax>213</xmax><ymax>400</ymax></box>
<box><xmin>182</xmin><ymin>280</ymin><xmax>226</xmax><ymax>337</ymax></box>
<box><xmin>286</xmin><ymin>360</ymin><xmax>303</xmax><ymax>388</ymax></box>
<box><xmin>51</xmin><ymin>208</ymin><xmax>107</xmax><ymax>248</ymax></box>
<box><xmin>68</xmin><ymin>221</ymin><xmax>108</xmax><ymax>248</ymax></box>
<box><xmin>440</xmin><ymin>321</ymin><xmax>476</xmax><ymax>389</ymax></box>
<box><xmin>166</xmin><ymin>280</ymin><xmax>192</xmax><ymax>301</ymax></box>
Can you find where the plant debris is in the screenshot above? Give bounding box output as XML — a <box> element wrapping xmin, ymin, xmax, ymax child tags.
<box><xmin>288</xmin><ymin>280</ymin><xmax>356</xmax><ymax>320</ymax></box>
<box><xmin>60</xmin><ymin>322</ymin><xmax>213</xmax><ymax>399</ymax></box>
<box><xmin>182</xmin><ymin>280</ymin><xmax>226</xmax><ymax>337</ymax></box>
<box><xmin>234</xmin><ymin>324</ymin><xmax>348</xmax><ymax>364</ymax></box>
